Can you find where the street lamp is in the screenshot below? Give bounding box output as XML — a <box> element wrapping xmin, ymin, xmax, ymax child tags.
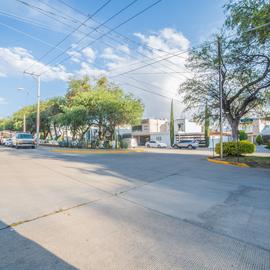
<box><xmin>23</xmin><ymin>72</ymin><xmax>41</xmax><ymax>148</ymax></box>
<box><xmin>17</xmin><ymin>87</ymin><xmax>29</xmax><ymax>133</ymax></box>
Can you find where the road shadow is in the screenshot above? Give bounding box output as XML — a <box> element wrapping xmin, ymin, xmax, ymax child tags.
<box><xmin>0</xmin><ymin>220</ymin><xmax>77</xmax><ymax>270</ymax></box>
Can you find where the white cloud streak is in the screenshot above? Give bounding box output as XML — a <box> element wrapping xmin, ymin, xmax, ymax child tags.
<box><xmin>0</xmin><ymin>47</ymin><xmax>72</xmax><ymax>81</ymax></box>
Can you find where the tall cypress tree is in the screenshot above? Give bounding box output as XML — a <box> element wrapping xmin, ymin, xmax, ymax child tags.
<box><xmin>204</xmin><ymin>103</ymin><xmax>210</xmax><ymax>147</ymax></box>
<box><xmin>170</xmin><ymin>99</ymin><xmax>174</xmax><ymax>146</ymax></box>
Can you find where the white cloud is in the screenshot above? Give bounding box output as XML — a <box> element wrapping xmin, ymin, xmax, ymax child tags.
<box><xmin>0</xmin><ymin>47</ymin><xmax>72</xmax><ymax>81</ymax></box>
<box><xmin>0</xmin><ymin>97</ymin><xmax>7</xmax><ymax>104</ymax></box>
<box><xmin>0</xmin><ymin>27</ymin><xmax>191</xmax><ymax>119</ymax></box>
<box><xmin>75</xmin><ymin>62</ymin><xmax>106</xmax><ymax>79</ymax></box>
<box><xmin>67</xmin><ymin>51</ymin><xmax>81</xmax><ymax>63</ymax></box>
<box><xmin>82</xmin><ymin>47</ymin><xmax>95</xmax><ymax>63</ymax></box>
<box><xmin>96</xmin><ymin>28</ymin><xmax>191</xmax><ymax>118</ymax></box>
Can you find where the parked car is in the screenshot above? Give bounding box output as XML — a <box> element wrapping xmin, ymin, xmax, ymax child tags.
<box><xmin>145</xmin><ymin>140</ymin><xmax>167</xmax><ymax>148</ymax></box>
<box><xmin>198</xmin><ymin>140</ymin><xmax>207</xmax><ymax>147</ymax></box>
<box><xmin>4</xmin><ymin>138</ymin><xmax>13</xmax><ymax>147</ymax></box>
<box><xmin>12</xmin><ymin>133</ymin><xmax>35</xmax><ymax>149</ymax></box>
<box><xmin>173</xmin><ymin>140</ymin><xmax>199</xmax><ymax>149</ymax></box>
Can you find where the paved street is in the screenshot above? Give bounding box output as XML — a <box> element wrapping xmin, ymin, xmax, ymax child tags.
<box><xmin>0</xmin><ymin>147</ymin><xmax>270</xmax><ymax>269</ymax></box>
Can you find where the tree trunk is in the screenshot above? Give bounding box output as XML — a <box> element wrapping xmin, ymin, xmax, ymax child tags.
<box><xmin>230</xmin><ymin>119</ymin><xmax>240</xmax><ymax>141</ymax></box>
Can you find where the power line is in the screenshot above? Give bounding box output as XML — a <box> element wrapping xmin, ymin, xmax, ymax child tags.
<box><xmin>40</xmin><ymin>0</ymin><xmax>163</xmax><ymax>75</ymax></box>
<box><xmin>17</xmin><ymin>0</ymin><xmax>186</xmax><ymax>79</ymax></box>
<box><xmin>0</xmin><ymin>21</ymin><xmax>65</xmax><ymax>51</ymax></box>
<box><xmin>127</xmin><ymin>71</ymin><xmax>191</xmax><ymax>75</ymax></box>
<box><xmin>32</xmin><ymin>0</ymin><xmax>141</xmax><ymax>74</ymax></box>
<box><xmin>41</xmin><ymin>0</ymin><xmax>187</xmax><ymax>80</ymax></box>
<box><xmin>110</xmin><ymin>20</ymin><xmax>270</xmax><ymax>78</ymax></box>
<box><xmin>110</xmin><ymin>49</ymin><xmax>189</xmax><ymax>78</ymax></box>
<box><xmin>14</xmin><ymin>0</ymin><xmax>86</xmax><ymax>32</ymax></box>
<box><xmin>55</xmin><ymin>0</ymin><xmax>188</xmax><ymax>73</ymax></box>
<box><xmin>119</xmin><ymin>81</ymin><xmax>181</xmax><ymax>102</ymax></box>
<box><xmin>0</xmin><ymin>9</ymin><xmax>64</xmax><ymax>33</ymax></box>
<box><xmin>24</xmin><ymin>0</ymin><xmax>113</xmax><ymax>72</ymax></box>
<box><xmin>56</xmin><ymin>0</ymin><xmax>184</xmax><ymax>57</ymax></box>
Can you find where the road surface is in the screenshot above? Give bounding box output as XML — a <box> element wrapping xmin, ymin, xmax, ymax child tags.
<box><xmin>0</xmin><ymin>147</ymin><xmax>269</xmax><ymax>269</ymax></box>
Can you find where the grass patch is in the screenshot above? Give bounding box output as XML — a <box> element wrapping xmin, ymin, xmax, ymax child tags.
<box><xmin>223</xmin><ymin>156</ymin><xmax>270</xmax><ymax>168</ymax></box>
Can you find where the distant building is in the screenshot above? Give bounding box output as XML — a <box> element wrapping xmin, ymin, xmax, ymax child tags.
<box><xmin>131</xmin><ymin>118</ymin><xmax>203</xmax><ymax>146</ymax></box>
<box><xmin>174</xmin><ymin>118</ymin><xmax>203</xmax><ymax>142</ymax></box>
<box><xmin>261</xmin><ymin>125</ymin><xmax>270</xmax><ymax>143</ymax></box>
<box><xmin>132</xmin><ymin>119</ymin><xmax>170</xmax><ymax>145</ymax></box>
<box><xmin>239</xmin><ymin>117</ymin><xmax>270</xmax><ymax>142</ymax></box>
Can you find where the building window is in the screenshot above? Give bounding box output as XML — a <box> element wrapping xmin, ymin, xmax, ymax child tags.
<box><xmin>178</xmin><ymin>123</ymin><xmax>185</xmax><ymax>132</ymax></box>
<box><xmin>132</xmin><ymin>125</ymin><xmax>142</xmax><ymax>132</ymax></box>
<box><xmin>142</xmin><ymin>125</ymin><xmax>149</xmax><ymax>131</ymax></box>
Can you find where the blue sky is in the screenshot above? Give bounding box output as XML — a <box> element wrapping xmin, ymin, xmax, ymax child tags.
<box><xmin>0</xmin><ymin>0</ymin><xmax>226</xmax><ymax>119</ymax></box>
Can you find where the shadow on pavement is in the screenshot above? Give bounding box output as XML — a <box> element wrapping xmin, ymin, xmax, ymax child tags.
<box><xmin>0</xmin><ymin>220</ymin><xmax>77</xmax><ymax>270</ymax></box>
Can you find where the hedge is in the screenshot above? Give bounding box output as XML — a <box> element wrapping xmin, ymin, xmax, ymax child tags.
<box><xmin>215</xmin><ymin>141</ymin><xmax>256</xmax><ymax>156</ymax></box>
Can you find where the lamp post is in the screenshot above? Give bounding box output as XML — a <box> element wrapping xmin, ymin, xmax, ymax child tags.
<box><xmin>17</xmin><ymin>87</ymin><xmax>29</xmax><ymax>133</ymax></box>
<box><xmin>23</xmin><ymin>72</ymin><xmax>41</xmax><ymax>148</ymax></box>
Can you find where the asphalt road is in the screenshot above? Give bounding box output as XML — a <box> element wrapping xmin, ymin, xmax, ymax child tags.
<box><xmin>0</xmin><ymin>147</ymin><xmax>269</xmax><ymax>270</ymax></box>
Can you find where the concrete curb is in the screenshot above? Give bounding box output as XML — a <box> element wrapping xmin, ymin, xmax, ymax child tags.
<box><xmin>207</xmin><ymin>157</ymin><xmax>250</xmax><ymax>168</ymax></box>
<box><xmin>50</xmin><ymin>149</ymin><xmax>144</xmax><ymax>154</ymax></box>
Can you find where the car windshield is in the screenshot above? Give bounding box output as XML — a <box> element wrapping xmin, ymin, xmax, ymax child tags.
<box><xmin>17</xmin><ymin>134</ymin><xmax>33</xmax><ymax>139</ymax></box>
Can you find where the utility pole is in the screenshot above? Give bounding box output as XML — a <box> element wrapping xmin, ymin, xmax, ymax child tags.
<box><xmin>217</xmin><ymin>36</ymin><xmax>223</xmax><ymax>159</ymax></box>
<box><xmin>23</xmin><ymin>72</ymin><xmax>41</xmax><ymax>148</ymax></box>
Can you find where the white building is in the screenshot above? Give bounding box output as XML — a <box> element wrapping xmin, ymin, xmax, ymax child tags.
<box><xmin>239</xmin><ymin>117</ymin><xmax>270</xmax><ymax>142</ymax></box>
<box><xmin>174</xmin><ymin>118</ymin><xmax>203</xmax><ymax>142</ymax></box>
<box><xmin>131</xmin><ymin>118</ymin><xmax>203</xmax><ymax>146</ymax></box>
<box><xmin>261</xmin><ymin>125</ymin><xmax>270</xmax><ymax>143</ymax></box>
<box><xmin>132</xmin><ymin>119</ymin><xmax>170</xmax><ymax>145</ymax></box>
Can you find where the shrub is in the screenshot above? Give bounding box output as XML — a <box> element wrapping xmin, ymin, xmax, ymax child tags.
<box><xmin>256</xmin><ymin>135</ymin><xmax>263</xmax><ymax>145</ymax></box>
<box><xmin>239</xmin><ymin>130</ymin><xmax>248</xmax><ymax>141</ymax></box>
<box><xmin>121</xmin><ymin>141</ymin><xmax>129</xmax><ymax>149</ymax></box>
<box><xmin>267</xmin><ymin>142</ymin><xmax>270</xmax><ymax>149</ymax></box>
<box><xmin>215</xmin><ymin>141</ymin><xmax>256</xmax><ymax>156</ymax></box>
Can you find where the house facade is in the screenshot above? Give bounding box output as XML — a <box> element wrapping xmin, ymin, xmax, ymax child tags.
<box><xmin>239</xmin><ymin>118</ymin><xmax>270</xmax><ymax>143</ymax></box>
<box><xmin>131</xmin><ymin>118</ymin><xmax>203</xmax><ymax>146</ymax></box>
<box><xmin>132</xmin><ymin>119</ymin><xmax>170</xmax><ymax>145</ymax></box>
<box><xmin>174</xmin><ymin>119</ymin><xmax>203</xmax><ymax>142</ymax></box>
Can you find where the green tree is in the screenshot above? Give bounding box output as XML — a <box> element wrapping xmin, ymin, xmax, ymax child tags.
<box><xmin>179</xmin><ymin>1</ymin><xmax>270</xmax><ymax>141</ymax></box>
<box><xmin>71</xmin><ymin>78</ymin><xmax>144</xmax><ymax>141</ymax></box>
<box><xmin>204</xmin><ymin>103</ymin><xmax>210</xmax><ymax>147</ymax></box>
<box><xmin>170</xmin><ymin>99</ymin><xmax>174</xmax><ymax>146</ymax></box>
<box><xmin>225</xmin><ymin>0</ymin><xmax>270</xmax><ymax>44</ymax></box>
<box><xmin>256</xmin><ymin>134</ymin><xmax>263</xmax><ymax>145</ymax></box>
<box><xmin>239</xmin><ymin>130</ymin><xmax>248</xmax><ymax>141</ymax></box>
<box><xmin>56</xmin><ymin>106</ymin><xmax>90</xmax><ymax>141</ymax></box>
<box><xmin>66</xmin><ymin>76</ymin><xmax>91</xmax><ymax>101</ymax></box>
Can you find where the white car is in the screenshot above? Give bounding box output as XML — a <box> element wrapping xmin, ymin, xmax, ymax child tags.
<box><xmin>173</xmin><ymin>140</ymin><xmax>199</xmax><ymax>149</ymax></box>
<box><xmin>12</xmin><ymin>133</ymin><xmax>35</xmax><ymax>149</ymax></box>
<box><xmin>4</xmin><ymin>138</ymin><xmax>13</xmax><ymax>147</ymax></box>
<box><xmin>145</xmin><ymin>140</ymin><xmax>167</xmax><ymax>148</ymax></box>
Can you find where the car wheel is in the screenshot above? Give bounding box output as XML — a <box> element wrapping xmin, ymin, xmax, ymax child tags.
<box><xmin>157</xmin><ymin>145</ymin><xmax>161</xmax><ymax>148</ymax></box>
<box><xmin>173</xmin><ymin>145</ymin><xmax>178</xmax><ymax>149</ymax></box>
<box><xmin>15</xmin><ymin>145</ymin><xmax>19</xmax><ymax>149</ymax></box>
<box><xmin>187</xmin><ymin>145</ymin><xmax>193</xmax><ymax>149</ymax></box>
<box><xmin>147</xmin><ymin>144</ymin><xmax>150</xmax><ymax>148</ymax></box>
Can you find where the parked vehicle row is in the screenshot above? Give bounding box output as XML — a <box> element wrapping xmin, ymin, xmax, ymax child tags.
<box><xmin>173</xmin><ymin>140</ymin><xmax>199</xmax><ymax>149</ymax></box>
<box><xmin>144</xmin><ymin>139</ymin><xmax>200</xmax><ymax>149</ymax></box>
<box><xmin>145</xmin><ymin>140</ymin><xmax>167</xmax><ymax>148</ymax></box>
<box><xmin>1</xmin><ymin>132</ymin><xmax>35</xmax><ymax>149</ymax></box>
